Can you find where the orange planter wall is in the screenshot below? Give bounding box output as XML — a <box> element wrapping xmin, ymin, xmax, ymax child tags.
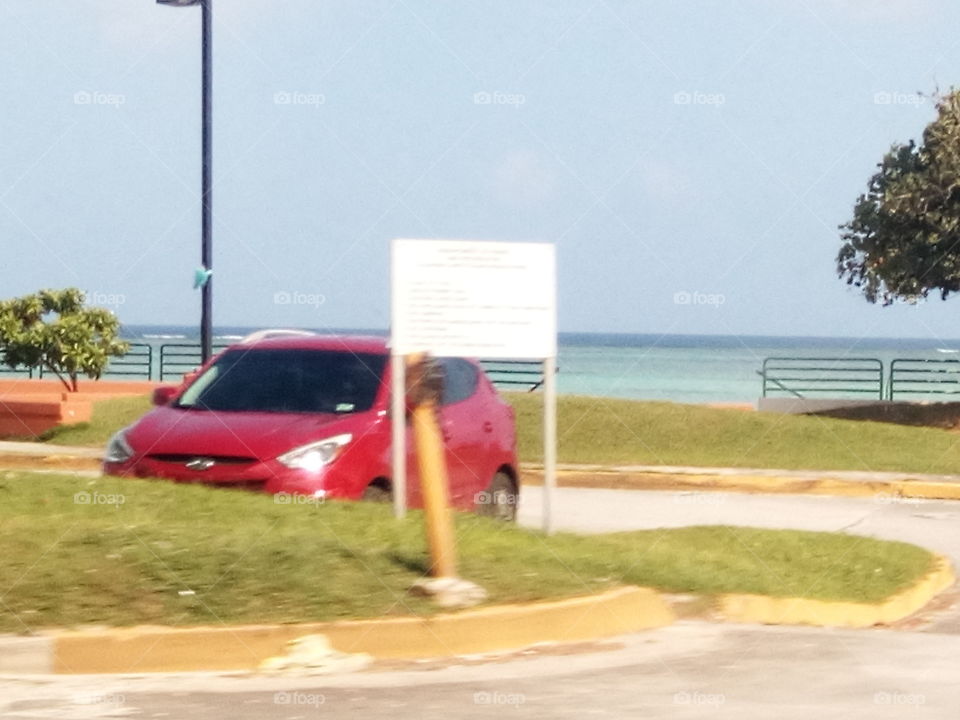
<box><xmin>0</xmin><ymin>379</ymin><xmax>159</xmax><ymax>439</ymax></box>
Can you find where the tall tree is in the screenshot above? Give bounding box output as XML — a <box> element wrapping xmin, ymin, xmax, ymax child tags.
<box><xmin>838</xmin><ymin>90</ymin><xmax>960</xmax><ymax>304</ymax></box>
<box><xmin>0</xmin><ymin>288</ymin><xmax>129</xmax><ymax>392</ymax></box>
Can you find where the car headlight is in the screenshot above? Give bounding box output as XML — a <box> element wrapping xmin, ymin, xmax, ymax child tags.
<box><xmin>276</xmin><ymin>433</ymin><xmax>353</xmax><ymax>472</ymax></box>
<box><xmin>104</xmin><ymin>429</ymin><xmax>134</xmax><ymax>463</ymax></box>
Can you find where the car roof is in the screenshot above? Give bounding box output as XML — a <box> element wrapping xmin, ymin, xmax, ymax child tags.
<box><xmin>226</xmin><ymin>334</ymin><xmax>389</xmax><ymax>354</ymax></box>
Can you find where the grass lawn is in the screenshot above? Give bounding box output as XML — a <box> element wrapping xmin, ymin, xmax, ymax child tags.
<box><xmin>509</xmin><ymin>393</ymin><xmax>960</xmax><ymax>474</ymax></box>
<box><xmin>0</xmin><ymin>471</ymin><xmax>935</xmax><ymax>632</ymax></box>
<box><xmin>36</xmin><ymin>395</ymin><xmax>151</xmax><ymax>446</ymax></box>
<box><xmin>19</xmin><ymin>392</ymin><xmax>960</xmax><ymax>475</ymax></box>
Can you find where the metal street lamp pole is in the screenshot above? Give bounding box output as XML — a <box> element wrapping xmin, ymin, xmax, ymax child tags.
<box><xmin>158</xmin><ymin>0</ymin><xmax>213</xmax><ymax>364</ymax></box>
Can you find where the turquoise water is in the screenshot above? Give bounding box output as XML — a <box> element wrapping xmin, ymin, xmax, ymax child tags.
<box><xmin>555</xmin><ymin>345</ymin><xmax>960</xmax><ymax>404</ymax></box>
<box><xmin>11</xmin><ymin>326</ymin><xmax>959</xmax><ymax>405</ymax></box>
<box><xmin>124</xmin><ymin>328</ymin><xmax>960</xmax><ymax>404</ymax></box>
<box><xmin>556</xmin><ymin>344</ymin><xmax>765</xmax><ymax>403</ymax></box>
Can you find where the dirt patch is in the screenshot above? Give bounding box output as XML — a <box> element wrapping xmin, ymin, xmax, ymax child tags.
<box><xmin>889</xmin><ymin>586</ymin><xmax>960</xmax><ymax>632</ymax></box>
<box><xmin>0</xmin><ymin>455</ymin><xmax>101</xmax><ymax>472</ymax></box>
<box><xmin>368</xmin><ymin>638</ymin><xmax>626</xmax><ymax>672</ymax></box>
<box><xmin>811</xmin><ymin>402</ymin><xmax>960</xmax><ymax>430</ymax></box>
<box><xmin>520</xmin><ymin>470</ymin><xmax>860</xmax><ymax>496</ymax></box>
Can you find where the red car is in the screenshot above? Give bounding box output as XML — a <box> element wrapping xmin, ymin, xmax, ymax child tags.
<box><xmin>103</xmin><ymin>333</ymin><xmax>520</xmax><ymax>520</ymax></box>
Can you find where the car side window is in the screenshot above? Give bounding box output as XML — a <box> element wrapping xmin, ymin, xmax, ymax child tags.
<box><xmin>439</xmin><ymin>358</ymin><xmax>479</xmax><ymax>406</ymax></box>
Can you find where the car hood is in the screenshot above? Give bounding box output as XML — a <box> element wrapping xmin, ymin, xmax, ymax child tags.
<box><xmin>125</xmin><ymin>406</ymin><xmax>366</xmax><ymax>460</ymax></box>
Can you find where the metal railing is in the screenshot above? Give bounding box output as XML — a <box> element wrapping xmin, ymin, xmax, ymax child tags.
<box><xmin>0</xmin><ymin>364</ymin><xmax>33</xmax><ymax>378</ymax></box>
<box><xmin>479</xmin><ymin>360</ymin><xmax>554</xmax><ymax>392</ymax></box>
<box><xmin>158</xmin><ymin>343</ymin><xmax>229</xmax><ymax>381</ymax></box>
<box><xmin>889</xmin><ymin>358</ymin><xmax>960</xmax><ymax>399</ymax></box>
<box><xmin>154</xmin><ymin>349</ymin><xmax>552</xmax><ymax>390</ymax></box>
<box><xmin>101</xmin><ymin>343</ymin><xmax>152</xmax><ymax>379</ymax></box>
<box><xmin>3</xmin><ymin>333</ymin><xmax>556</xmax><ymax>389</ymax></box>
<box><xmin>759</xmin><ymin>357</ymin><xmax>884</xmax><ymax>399</ymax></box>
<box><xmin>0</xmin><ymin>343</ymin><xmax>154</xmax><ymax>381</ymax></box>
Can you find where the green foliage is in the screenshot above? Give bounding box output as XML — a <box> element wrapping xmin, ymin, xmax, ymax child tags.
<box><xmin>0</xmin><ymin>288</ymin><xmax>129</xmax><ymax>392</ymax></box>
<box><xmin>838</xmin><ymin>90</ymin><xmax>960</xmax><ymax>304</ymax></box>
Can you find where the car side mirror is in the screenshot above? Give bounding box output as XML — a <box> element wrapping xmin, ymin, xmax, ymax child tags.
<box><xmin>152</xmin><ymin>386</ymin><xmax>179</xmax><ymax>406</ymax></box>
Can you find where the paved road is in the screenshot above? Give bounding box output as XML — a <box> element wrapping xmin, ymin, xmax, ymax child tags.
<box><xmin>3</xmin><ymin>486</ymin><xmax>960</xmax><ymax>718</ymax></box>
<box><xmin>521</xmin><ymin>486</ymin><xmax>960</xmax><ymax>562</ymax></box>
<box><xmin>519</xmin><ymin>487</ymin><xmax>960</xmax><ymax>540</ymax></box>
<box><xmin>520</xmin><ymin>486</ymin><xmax>960</xmax><ymax>632</ymax></box>
<box><xmin>2</xmin><ymin>624</ymin><xmax>957</xmax><ymax>719</ymax></box>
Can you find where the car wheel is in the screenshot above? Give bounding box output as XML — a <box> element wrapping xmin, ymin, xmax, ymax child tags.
<box><xmin>361</xmin><ymin>482</ymin><xmax>392</xmax><ymax>503</ymax></box>
<box><xmin>477</xmin><ymin>471</ymin><xmax>517</xmax><ymax>522</ymax></box>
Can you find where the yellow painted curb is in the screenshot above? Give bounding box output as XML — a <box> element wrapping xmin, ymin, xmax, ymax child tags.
<box><xmin>718</xmin><ymin>554</ymin><xmax>955</xmax><ymax>628</ymax></box>
<box><xmin>52</xmin><ymin>586</ymin><xmax>675</xmax><ymax>674</ymax></box>
<box><xmin>525</xmin><ymin>467</ymin><xmax>960</xmax><ymax>502</ymax></box>
<box><xmin>718</xmin><ymin>475</ymin><xmax>960</xmax><ymax>502</ymax></box>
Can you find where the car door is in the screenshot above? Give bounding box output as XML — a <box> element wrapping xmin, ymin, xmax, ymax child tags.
<box><xmin>437</xmin><ymin>358</ymin><xmax>488</xmax><ymax>509</ymax></box>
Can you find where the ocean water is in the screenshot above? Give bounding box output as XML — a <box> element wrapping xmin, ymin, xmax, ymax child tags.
<box><xmin>113</xmin><ymin>326</ymin><xmax>960</xmax><ymax>405</ymax></box>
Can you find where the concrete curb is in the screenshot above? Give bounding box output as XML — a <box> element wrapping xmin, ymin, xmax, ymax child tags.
<box><xmin>0</xmin><ymin>636</ymin><xmax>53</xmax><ymax>674</ymax></box>
<box><xmin>521</xmin><ymin>464</ymin><xmax>960</xmax><ymax>502</ymax></box>
<box><xmin>42</xmin><ymin>586</ymin><xmax>675</xmax><ymax>674</ymax></box>
<box><xmin>5</xmin><ymin>456</ymin><xmax>960</xmax><ymax>503</ymax></box>
<box><xmin>0</xmin><ymin>442</ymin><xmax>102</xmax><ymax>458</ymax></box>
<box><xmin>5</xmin><ymin>557</ymin><xmax>955</xmax><ymax>674</ymax></box>
<box><xmin>718</xmin><ymin>554</ymin><xmax>956</xmax><ymax>628</ymax></box>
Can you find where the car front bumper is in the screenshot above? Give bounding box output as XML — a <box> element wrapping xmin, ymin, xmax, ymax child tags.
<box><xmin>102</xmin><ymin>456</ymin><xmax>363</xmax><ymax>499</ymax></box>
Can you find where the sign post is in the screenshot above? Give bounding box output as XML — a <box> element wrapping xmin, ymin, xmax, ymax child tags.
<box><xmin>391</xmin><ymin>239</ymin><xmax>557</xmax><ymax>532</ymax></box>
<box><xmin>389</xmin><ymin>353</ymin><xmax>407</xmax><ymax>520</ymax></box>
<box><xmin>543</xmin><ymin>355</ymin><xmax>557</xmax><ymax>535</ymax></box>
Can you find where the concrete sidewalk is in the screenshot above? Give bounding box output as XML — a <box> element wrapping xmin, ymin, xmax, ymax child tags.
<box><xmin>0</xmin><ymin>441</ymin><xmax>102</xmax><ymax>459</ymax></box>
<box><xmin>521</xmin><ymin>461</ymin><xmax>960</xmax><ymax>501</ymax></box>
<box><xmin>3</xmin><ymin>440</ymin><xmax>960</xmax><ymax>500</ymax></box>
<box><xmin>538</xmin><ymin>461</ymin><xmax>960</xmax><ymax>484</ymax></box>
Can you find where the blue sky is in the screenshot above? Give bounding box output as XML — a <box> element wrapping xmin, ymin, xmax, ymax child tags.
<box><xmin>3</xmin><ymin>0</ymin><xmax>960</xmax><ymax>339</ymax></box>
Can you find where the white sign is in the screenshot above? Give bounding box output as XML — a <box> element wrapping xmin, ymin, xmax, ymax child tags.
<box><xmin>389</xmin><ymin>238</ymin><xmax>559</xmax><ymax>532</ymax></box>
<box><xmin>391</xmin><ymin>239</ymin><xmax>556</xmax><ymax>359</ymax></box>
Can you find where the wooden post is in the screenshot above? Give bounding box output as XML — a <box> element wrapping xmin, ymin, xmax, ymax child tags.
<box><xmin>406</xmin><ymin>354</ymin><xmax>457</xmax><ymax>578</ymax></box>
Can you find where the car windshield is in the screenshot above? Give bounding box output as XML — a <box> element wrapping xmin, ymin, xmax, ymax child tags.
<box><xmin>175</xmin><ymin>349</ymin><xmax>387</xmax><ymax>414</ymax></box>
